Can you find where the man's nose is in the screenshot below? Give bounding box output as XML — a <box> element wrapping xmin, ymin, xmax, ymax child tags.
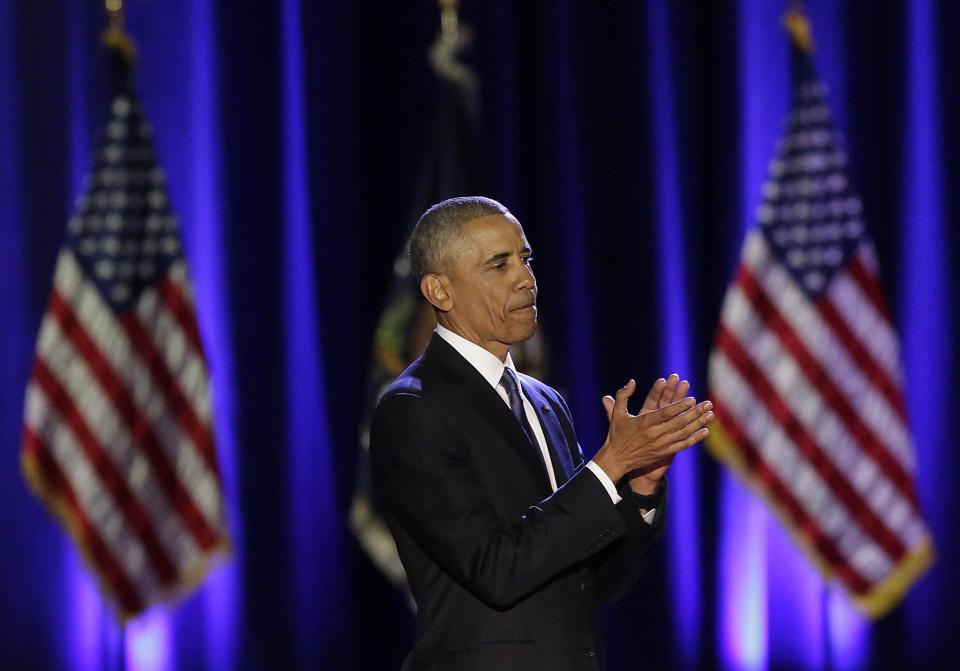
<box><xmin>516</xmin><ymin>265</ymin><xmax>536</xmax><ymax>290</ymax></box>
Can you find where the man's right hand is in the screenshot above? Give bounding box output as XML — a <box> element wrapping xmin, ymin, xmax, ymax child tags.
<box><xmin>592</xmin><ymin>379</ymin><xmax>713</xmax><ymax>484</ymax></box>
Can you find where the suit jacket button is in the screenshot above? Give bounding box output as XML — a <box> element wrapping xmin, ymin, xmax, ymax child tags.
<box><xmin>579</xmin><ymin>581</ymin><xmax>587</xmax><ymax>592</ymax></box>
<box><xmin>585</xmin><ymin>649</ymin><xmax>597</xmax><ymax>658</ymax></box>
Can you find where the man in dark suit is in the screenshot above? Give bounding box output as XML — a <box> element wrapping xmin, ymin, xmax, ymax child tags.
<box><xmin>371</xmin><ymin>196</ymin><xmax>713</xmax><ymax>670</ymax></box>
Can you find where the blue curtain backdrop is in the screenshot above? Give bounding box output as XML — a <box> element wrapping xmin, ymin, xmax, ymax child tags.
<box><xmin>1</xmin><ymin>1</ymin><xmax>956</xmax><ymax>669</ymax></box>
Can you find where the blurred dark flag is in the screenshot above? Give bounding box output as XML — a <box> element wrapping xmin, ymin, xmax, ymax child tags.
<box><xmin>20</xmin><ymin>40</ymin><xmax>229</xmax><ymax>618</ymax></box>
<box><xmin>705</xmin><ymin>11</ymin><xmax>933</xmax><ymax>617</ymax></box>
<box><xmin>348</xmin><ymin>17</ymin><xmax>487</xmax><ymax>590</ymax></box>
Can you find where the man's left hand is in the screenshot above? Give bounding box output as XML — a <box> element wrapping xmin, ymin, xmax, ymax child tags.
<box><xmin>602</xmin><ymin>374</ymin><xmax>690</xmax><ymax>495</ymax></box>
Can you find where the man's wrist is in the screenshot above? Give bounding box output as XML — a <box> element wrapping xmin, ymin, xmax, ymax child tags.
<box><xmin>626</xmin><ymin>473</ymin><xmax>660</xmax><ymax>496</ymax></box>
<box><xmin>592</xmin><ymin>445</ymin><xmax>626</xmax><ymax>484</ymax></box>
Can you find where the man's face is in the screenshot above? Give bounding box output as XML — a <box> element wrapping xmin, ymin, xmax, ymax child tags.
<box><xmin>439</xmin><ymin>214</ymin><xmax>538</xmax><ymax>357</ymax></box>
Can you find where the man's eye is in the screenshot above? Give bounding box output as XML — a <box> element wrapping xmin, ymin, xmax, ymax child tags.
<box><xmin>523</xmin><ymin>256</ymin><xmax>534</xmax><ymax>265</ymax></box>
<box><xmin>492</xmin><ymin>262</ymin><xmax>506</xmax><ymax>270</ymax></box>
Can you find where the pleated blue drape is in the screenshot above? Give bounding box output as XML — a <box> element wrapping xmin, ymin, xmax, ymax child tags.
<box><xmin>1</xmin><ymin>1</ymin><xmax>955</xmax><ymax>669</ymax></box>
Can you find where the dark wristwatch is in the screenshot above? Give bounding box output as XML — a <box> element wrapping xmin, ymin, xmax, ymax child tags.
<box><xmin>626</xmin><ymin>476</ymin><xmax>666</xmax><ymax>511</ymax></box>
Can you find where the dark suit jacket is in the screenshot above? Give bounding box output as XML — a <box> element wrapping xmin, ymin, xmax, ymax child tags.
<box><xmin>371</xmin><ymin>334</ymin><xmax>666</xmax><ymax>671</ymax></box>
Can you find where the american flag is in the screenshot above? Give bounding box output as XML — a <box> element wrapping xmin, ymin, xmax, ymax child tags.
<box><xmin>20</xmin><ymin>77</ymin><xmax>229</xmax><ymax>618</ymax></box>
<box><xmin>706</xmin><ymin>29</ymin><xmax>934</xmax><ymax>617</ymax></box>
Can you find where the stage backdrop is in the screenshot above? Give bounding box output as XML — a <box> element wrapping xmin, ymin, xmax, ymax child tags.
<box><xmin>1</xmin><ymin>1</ymin><xmax>956</xmax><ymax>669</ymax></box>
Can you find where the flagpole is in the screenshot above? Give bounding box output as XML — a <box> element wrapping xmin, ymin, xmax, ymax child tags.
<box><xmin>821</xmin><ymin>585</ymin><xmax>834</xmax><ymax>671</ymax></box>
<box><xmin>783</xmin><ymin>0</ymin><xmax>815</xmax><ymax>55</ymax></box>
<box><xmin>785</xmin><ymin>3</ymin><xmax>835</xmax><ymax>667</ymax></box>
<box><xmin>102</xmin><ymin>4</ymin><xmax>134</xmax><ymax>666</ymax></box>
<box><xmin>119</xmin><ymin>623</ymin><xmax>127</xmax><ymax>671</ymax></box>
<box><xmin>102</xmin><ymin>0</ymin><xmax>136</xmax><ymax>65</ymax></box>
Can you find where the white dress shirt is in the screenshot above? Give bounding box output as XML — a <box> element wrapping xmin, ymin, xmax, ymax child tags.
<box><xmin>434</xmin><ymin>326</ymin><xmax>656</xmax><ymax>523</ymax></box>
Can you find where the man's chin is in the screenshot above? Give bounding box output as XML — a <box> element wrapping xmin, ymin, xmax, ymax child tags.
<box><xmin>507</xmin><ymin>319</ymin><xmax>538</xmax><ymax>343</ymax></box>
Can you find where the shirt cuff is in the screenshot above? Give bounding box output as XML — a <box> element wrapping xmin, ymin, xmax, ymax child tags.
<box><xmin>585</xmin><ymin>460</ymin><xmax>622</xmax><ymax>504</ymax></box>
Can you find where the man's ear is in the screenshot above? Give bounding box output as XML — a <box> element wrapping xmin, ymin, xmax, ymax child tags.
<box><xmin>420</xmin><ymin>274</ymin><xmax>453</xmax><ymax>312</ymax></box>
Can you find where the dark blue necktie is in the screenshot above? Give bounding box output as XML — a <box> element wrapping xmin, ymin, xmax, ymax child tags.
<box><xmin>500</xmin><ymin>368</ymin><xmax>538</xmax><ymax>447</ymax></box>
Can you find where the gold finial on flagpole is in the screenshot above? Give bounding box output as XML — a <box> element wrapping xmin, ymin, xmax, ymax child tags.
<box><xmin>102</xmin><ymin>0</ymin><xmax>137</xmax><ymax>66</ymax></box>
<box><xmin>429</xmin><ymin>0</ymin><xmax>475</xmax><ymax>93</ymax></box>
<box><xmin>438</xmin><ymin>0</ymin><xmax>459</xmax><ymax>47</ymax></box>
<box><xmin>783</xmin><ymin>0</ymin><xmax>815</xmax><ymax>54</ymax></box>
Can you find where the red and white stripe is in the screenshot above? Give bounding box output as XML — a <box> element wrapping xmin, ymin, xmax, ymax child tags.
<box><xmin>709</xmin><ymin>353</ymin><xmax>891</xmax><ymax>590</ymax></box>
<box><xmin>23</xmin><ymin>249</ymin><xmax>226</xmax><ymax>615</ymax></box>
<box><xmin>709</xmin><ymin>230</ymin><xmax>930</xmax><ymax>598</ymax></box>
<box><xmin>740</xmin><ymin>233</ymin><xmax>915</xmax><ymax>474</ymax></box>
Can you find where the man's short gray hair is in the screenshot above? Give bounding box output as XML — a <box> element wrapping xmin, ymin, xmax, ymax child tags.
<box><xmin>409</xmin><ymin>196</ymin><xmax>511</xmax><ymax>279</ymax></box>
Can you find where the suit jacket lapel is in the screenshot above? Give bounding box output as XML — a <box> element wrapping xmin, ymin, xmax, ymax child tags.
<box><xmin>519</xmin><ymin>379</ymin><xmax>575</xmax><ymax>486</ymax></box>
